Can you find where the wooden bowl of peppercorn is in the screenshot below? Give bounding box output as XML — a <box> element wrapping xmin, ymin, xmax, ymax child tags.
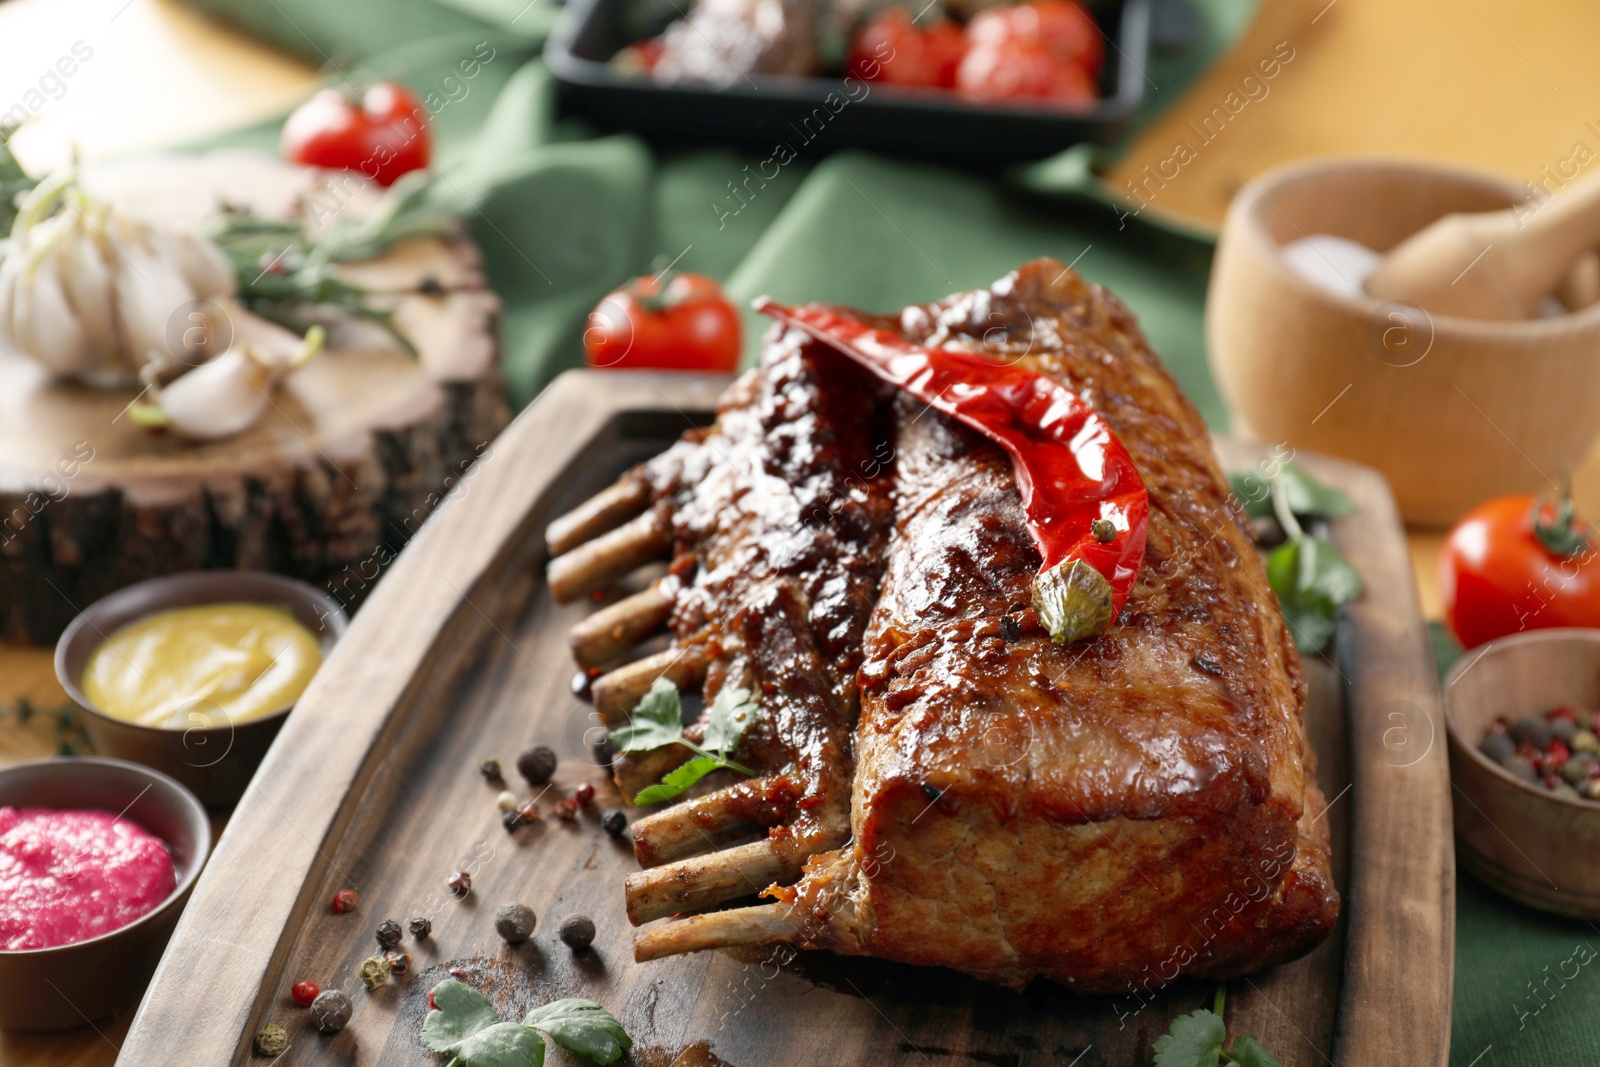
<box><xmin>1444</xmin><ymin>628</ymin><xmax>1600</xmax><ymax>918</ymax></box>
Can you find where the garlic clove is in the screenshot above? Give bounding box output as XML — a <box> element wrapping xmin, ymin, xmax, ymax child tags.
<box><xmin>113</xmin><ymin>235</ymin><xmax>197</xmax><ymax>378</ymax></box>
<box><xmin>0</xmin><ymin>257</ymin><xmax>20</xmax><ymax>355</ymax></box>
<box><xmin>170</xmin><ymin>231</ymin><xmax>236</xmax><ymax>300</ymax></box>
<box><xmin>19</xmin><ymin>252</ymin><xmax>92</xmax><ymax>375</ymax></box>
<box><xmin>59</xmin><ymin>218</ymin><xmax>119</xmax><ymax>357</ymax></box>
<box><xmin>152</xmin><ymin>346</ymin><xmax>272</xmax><ymax>441</ymax></box>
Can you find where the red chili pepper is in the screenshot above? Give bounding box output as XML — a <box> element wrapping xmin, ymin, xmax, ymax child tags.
<box><xmin>754</xmin><ymin>298</ymin><xmax>1149</xmax><ymax>643</ymax></box>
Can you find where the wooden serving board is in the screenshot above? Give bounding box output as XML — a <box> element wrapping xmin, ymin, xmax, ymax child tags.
<box><xmin>116</xmin><ymin>372</ymin><xmax>1453</xmax><ymax>1067</ymax></box>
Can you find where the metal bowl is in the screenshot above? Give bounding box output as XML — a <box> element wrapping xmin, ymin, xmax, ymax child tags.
<box><xmin>0</xmin><ymin>757</ymin><xmax>211</xmax><ymax>1031</ymax></box>
<box><xmin>55</xmin><ymin>570</ymin><xmax>347</xmax><ymax>806</ymax></box>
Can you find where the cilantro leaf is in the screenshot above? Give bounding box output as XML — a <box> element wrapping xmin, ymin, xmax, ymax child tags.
<box><xmin>523</xmin><ymin>999</ymin><xmax>633</xmax><ymax>1066</ymax></box>
<box><xmin>608</xmin><ymin>678</ymin><xmax>685</xmax><ymax>754</ymax></box>
<box><xmin>633</xmin><ymin>757</ymin><xmax>722</xmax><ymax>805</ymax></box>
<box><xmin>422</xmin><ymin>981</ymin><xmax>547</xmax><ymax>1067</ymax></box>
<box><xmin>701</xmin><ymin>686</ymin><xmax>758</xmax><ymax>754</ymax></box>
<box><xmin>1154</xmin><ymin>1008</ymin><xmax>1226</xmax><ymax>1067</ymax></box>
<box><xmin>1229</xmin><ymin>471</ymin><xmax>1276</xmax><ymax>519</ymax></box>
<box><xmin>1226</xmin><ymin>1037</ymin><xmax>1286</xmax><ymax>1067</ymax></box>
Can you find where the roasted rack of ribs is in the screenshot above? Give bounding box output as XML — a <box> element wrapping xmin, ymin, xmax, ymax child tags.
<box><xmin>545</xmin><ymin>258</ymin><xmax>1339</xmax><ymax>993</ymax></box>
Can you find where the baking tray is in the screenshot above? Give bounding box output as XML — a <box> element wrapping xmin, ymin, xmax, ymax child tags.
<box><xmin>545</xmin><ymin>0</ymin><xmax>1153</xmax><ymax>164</ymax></box>
<box><xmin>115</xmin><ymin>371</ymin><xmax>1452</xmax><ymax>1066</ymax></box>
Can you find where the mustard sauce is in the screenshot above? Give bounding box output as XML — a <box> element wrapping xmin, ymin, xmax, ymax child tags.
<box><xmin>81</xmin><ymin>602</ymin><xmax>322</xmax><ymax>728</ymax></box>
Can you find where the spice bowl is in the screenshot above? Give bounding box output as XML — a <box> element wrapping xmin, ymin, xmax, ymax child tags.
<box><xmin>55</xmin><ymin>570</ymin><xmax>348</xmax><ymax>807</ymax></box>
<box><xmin>1443</xmin><ymin>628</ymin><xmax>1600</xmax><ymax>918</ymax></box>
<box><xmin>1207</xmin><ymin>156</ymin><xmax>1600</xmax><ymax>526</ymax></box>
<box><xmin>0</xmin><ymin>757</ymin><xmax>211</xmax><ymax>1031</ymax></box>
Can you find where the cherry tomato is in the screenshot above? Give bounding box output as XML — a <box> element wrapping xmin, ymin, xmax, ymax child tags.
<box><xmin>966</xmin><ymin>0</ymin><xmax>1104</xmax><ymax>76</ymax></box>
<box><xmin>585</xmin><ymin>272</ymin><xmax>742</xmax><ymax>372</ymax></box>
<box><xmin>957</xmin><ymin>36</ymin><xmax>1098</xmax><ymax>104</ymax></box>
<box><xmin>281</xmin><ymin>82</ymin><xmax>430</xmax><ymax>187</ymax></box>
<box><xmin>848</xmin><ymin>10</ymin><xmax>966</xmax><ymax>89</ymax></box>
<box><xmin>1440</xmin><ymin>494</ymin><xmax>1600</xmax><ymax>649</ymax></box>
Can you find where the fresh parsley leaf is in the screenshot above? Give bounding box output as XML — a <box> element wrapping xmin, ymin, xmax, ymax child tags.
<box><xmin>701</xmin><ymin>686</ymin><xmax>758</xmax><ymax>753</ymax></box>
<box><xmin>1153</xmin><ymin>1008</ymin><xmax>1226</xmax><ymax>1067</ymax></box>
<box><xmin>1226</xmin><ymin>1037</ymin><xmax>1285</xmax><ymax>1067</ymax></box>
<box><xmin>523</xmin><ymin>999</ymin><xmax>633</xmax><ymax>1066</ymax></box>
<box><xmin>608</xmin><ymin>678</ymin><xmax>686</xmax><ymax>754</ymax></box>
<box><xmin>614</xmin><ymin>681</ymin><xmax>760</xmax><ymax>804</ymax></box>
<box><xmin>423</xmin><ymin>981</ymin><xmax>546</xmax><ymax>1067</ymax></box>
<box><xmin>1231</xmin><ymin>464</ymin><xmax>1353</xmax><ymax>523</ymax></box>
<box><xmin>633</xmin><ymin>757</ymin><xmax>722</xmax><ymax>805</ymax></box>
<box><xmin>1275</xmin><ymin>463</ymin><xmax>1354</xmax><ymax>519</ymax></box>
<box><xmin>1267</xmin><ymin>534</ymin><xmax>1364</xmax><ymax>654</ymax></box>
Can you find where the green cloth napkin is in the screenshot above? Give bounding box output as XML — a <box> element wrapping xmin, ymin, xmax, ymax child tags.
<box><xmin>173</xmin><ymin>0</ymin><xmax>1600</xmax><ymax>1061</ymax></box>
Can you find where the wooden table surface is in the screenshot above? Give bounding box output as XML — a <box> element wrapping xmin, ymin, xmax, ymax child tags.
<box><xmin>1</xmin><ymin>0</ymin><xmax>1583</xmax><ymax>1059</ymax></box>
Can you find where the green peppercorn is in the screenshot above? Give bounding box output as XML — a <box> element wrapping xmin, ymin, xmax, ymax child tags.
<box><xmin>1556</xmin><ymin>783</ymin><xmax>1582</xmax><ymax>800</ymax></box>
<box><xmin>254</xmin><ymin>1023</ymin><xmax>289</xmax><ymax>1056</ymax></box>
<box><xmin>495</xmin><ymin>901</ymin><xmax>536</xmax><ymax>943</ymax></box>
<box><xmin>480</xmin><ymin>758</ymin><xmax>503</xmax><ymax>780</ymax></box>
<box><xmin>310</xmin><ymin>989</ymin><xmax>352</xmax><ymax>1032</ymax></box>
<box><xmin>495</xmin><ymin>791</ymin><xmax>519</xmax><ymax>813</ymax></box>
<box><xmin>409</xmin><ymin>916</ymin><xmax>432</xmax><ymax>940</ymax></box>
<box><xmin>359</xmin><ymin>953</ymin><xmax>391</xmax><ymax>989</ymax></box>
<box><xmin>1575</xmin><ymin>729</ymin><xmax>1600</xmax><ymax>755</ymax></box>
<box><xmin>559</xmin><ymin>914</ymin><xmax>596</xmax><ymax>951</ymax></box>
<box><xmin>516</xmin><ymin>745</ymin><xmax>557</xmax><ymax>785</ymax></box>
<box><xmin>601</xmin><ymin>810</ymin><xmax>627</xmax><ymax>837</ymax></box>
<box><xmin>375</xmin><ymin>919</ymin><xmax>403</xmax><ymax>949</ymax></box>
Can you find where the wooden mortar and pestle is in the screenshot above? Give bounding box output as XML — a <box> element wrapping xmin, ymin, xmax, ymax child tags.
<box><xmin>1208</xmin><ymin>158</ymin><xmax>1600</xmax><ymax>525</ymax></box>
<box><xmin>1365</xmin><ymin>169</ymin><xmax>1600</xmax><ymax>319</ymax></box>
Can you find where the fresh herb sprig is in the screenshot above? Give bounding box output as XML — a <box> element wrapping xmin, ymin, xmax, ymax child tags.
<box><xmin>421</xmin><ymin>980</ymin><xmax>632</xmax><ymax>1067</ymax></box>
<box><xmin>0</xmin><ymin>127</ymin><xmax>34</xmax><ymax>236</ymax></box>
<box><xmin>1154</xmin><ymin>985</ymin><xmax>1284</xmax><ymax>1067</ymax></box>
<box><xmin>204</xmin><ymin>170</ymin><xmax>457</xmax><ymax>354</ymax></box>
<box><xmin>1230</xmin><ymin>463</ymin><xmax>1362</xmax><ymax>655</ymax></box>
<box><xmin>609</xmin><ymin>679</ymin><xmax>758</xmax><ymax>804</ymax></box>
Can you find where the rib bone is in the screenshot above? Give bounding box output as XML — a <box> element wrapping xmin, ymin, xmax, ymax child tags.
<box><xmin>547</xmin><ymin>509</ymin><xmax>670</xmax><ymax>604</ymax></box>
<box><xmin>591</xmin><ymin>647</ymin><xmax>709</xmax><ymax>727</ymax></box>
<box><xmin>570</xmin><ymin>582</ymin><xmax>676</xmax><ymax>669</ymax></box>
<box><xmin>633</xmin><ymin>903</ymin><xmax>798</xmax><ymax>962</ymax></box>
<box><xmin>630</xmin><ymin>777</ymin><xmax>777</xmax><ymax>866</ymax></box>
<box><xmin>546</xmin><ymin>473</ymin><xmax>651</xmax><ymax>556</ymax></box>
<box><xmin>625</xmin><ymin>838</ymin><xmax>795</xmax><ymax>924</ymax></box>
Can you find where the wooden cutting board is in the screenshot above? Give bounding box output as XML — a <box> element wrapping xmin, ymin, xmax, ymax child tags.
<box><xmin>113</xmin><ymin>371</ymin><xmax>1453</xmax><ymax>1066</ymax></box>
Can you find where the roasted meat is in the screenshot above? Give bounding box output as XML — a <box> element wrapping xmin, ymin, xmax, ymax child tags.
<box><xmin>650</xmin><ymin>0</ymin><xmax>822</xmax><ymax>85</ymax></box>
<box><xmin>545</xmin><ymin>259</ymin><xmax>1339</xmax><ymax>994</ymax></box>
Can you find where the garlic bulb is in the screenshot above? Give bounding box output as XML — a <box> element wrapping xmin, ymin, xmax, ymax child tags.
<box><xmin>131</xmin><ymin>320</ymin><xmax>324</xmax><ymax>442</ymax></box>
<box><xmin>0</xmin><ymin>175</ymin><xmax>238</xmax><ymax>385</ymax></box>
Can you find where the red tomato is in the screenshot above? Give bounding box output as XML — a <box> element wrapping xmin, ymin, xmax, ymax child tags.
<box><xmin>956</xmin><ymin>36</ymin><xmax>1098</xmax><ymax>104</ymax></box>
<box><xmin>848</xmin><ymin>10</ymin><xmax>966</xmax><ymax>88</ymax></box>
<box><xmin>281</xmin><ymin>82</ymin><xmax>430</xmax><ymax>187</ymax></box>
<box><xmin>584</xmin><ymin>273</ymin><xmax>742</xmax><ymax>372</ymax></box>
<box><xmin>1440</xmin><ymin>494</ymin><xmax>1600</xmax><ymax>649</ymax></box>
<box><xmin>966</xmin><ymin>0</ymin><xmax>1104</xmax><ymax>76</ymax></box>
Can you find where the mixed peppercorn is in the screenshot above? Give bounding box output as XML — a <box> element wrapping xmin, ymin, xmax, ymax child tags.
<box><xmin>1481</xmin><ymin>705</ymin><xmax>1600</xmax><ymax>801</ymax></box>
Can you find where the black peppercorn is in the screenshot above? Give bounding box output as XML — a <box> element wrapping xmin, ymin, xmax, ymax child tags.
<box><xmin>559</xmin><ymin>914</ymin><xmax>596</xmax><ymax>951</ymax></box>
<box><xmin>375</xmin><ymin>919</ymin><xmax>403</xmax><ymax>949</ymax></box>
<box><xmin>516</xmin><ymin>745</ymin><xmax>558</xmax><ymax>785</ymax></box>
<box><xmin>502</xmin><ymin>810</ymin><xmax>523</xmax><ymax>832</ymax></box>
<box><xmin>448</xmin><ymin>870</ymin><xmax>472</xmax><ymax>897</ymax></box>
<box><xmin>495</xmin><ymin>901</ymin><xmax>537</xmax><ymax>943</ymax></box>
<box><xmin>1091</xmin><ymin>518</ymin><xmax>1116</xmax><ymax>543</ymax></box>
<box><xmin>409</xmin><ymin>916</ymin><xmax>432</xmax><ymax>940</ymax></box>
<box><xmin>1479</xmin><ymin>733</ymin><xmax>1516</xmax><ymax>765</ymax></box>
<box><xmin>601</xmin><ymin>810</ymin><xmax>627</xmax><ymax>837</ymax></box>
<box><xmin>480</xmin><ymin>758</ymin><xmax>503</xmax><ymax>780</ymax></box>
<box><xmin>310</xmin><ymin>989</ymin><xmax>352</xmax><ymax>1033</ymax></box>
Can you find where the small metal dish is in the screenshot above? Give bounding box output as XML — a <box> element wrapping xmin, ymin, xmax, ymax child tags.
<box><xmin>55</xmin><ymin>570</ymin><xmax>347</xmax><ymax>807</ymax></box>
<box><xmin>1443</xmin><ymin>628</ymin><xmax>1600</xmax><ymax>918</ymax></box>
<box><xmin>0</xmin><ymin>757</ymin><xmax>211</xmax><ymax>1031</ymax></box>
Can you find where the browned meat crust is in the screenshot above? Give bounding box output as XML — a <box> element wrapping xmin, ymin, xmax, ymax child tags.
<box><xmin>551</xmin><ymin>258</ymin><xmax>1338</xmax><ymax>994</ymax></box>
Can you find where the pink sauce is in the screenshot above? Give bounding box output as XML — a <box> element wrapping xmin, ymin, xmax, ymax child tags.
<box><xmin>0</xmin><ymin>807</ymin><xmax>177</xmax><ymax>951</ymax></box>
